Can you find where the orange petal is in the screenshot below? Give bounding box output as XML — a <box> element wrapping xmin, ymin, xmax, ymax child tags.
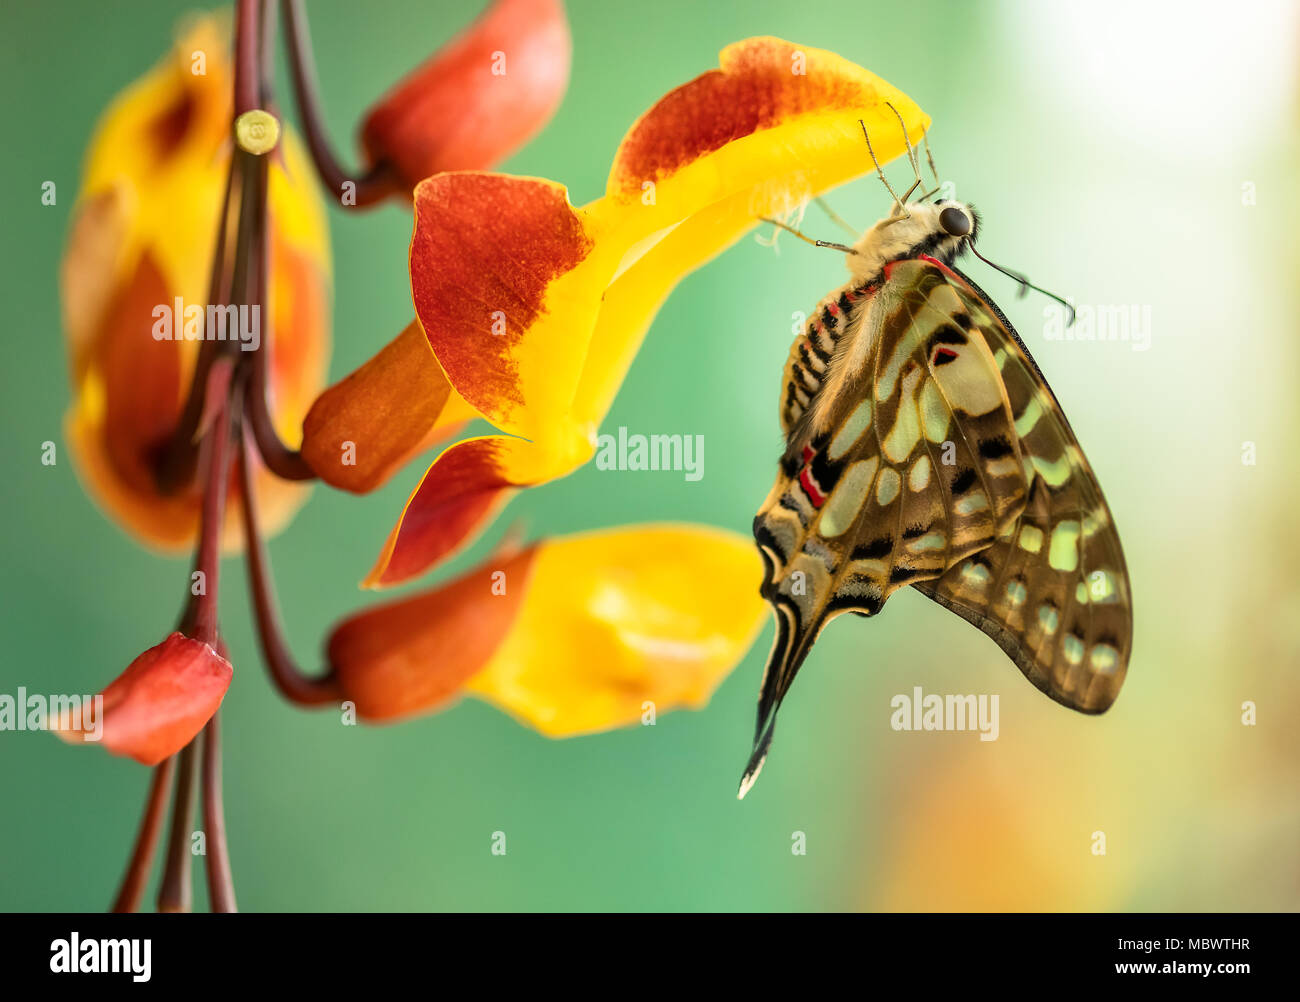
<box><xmin>464</xmin><ymin>524</ymin><xmax>766</xmax><ymax>737</ymax></box>
<box><xmin>331</xmin><ymin>546</ymin><xmax>538</xmax><ymax>721</ymax></box>
<box><xmin>61</xmin><ymin>185</ymin><xmax>129</xmax><ymax>382</ymax></box>
<box><xmin>95</xmin><ymin>250</ymin><xmax>183</xmax><ymax>496</ymax></box>
<box><xmin>301</xmin><ymin>320</ymin><xmax>454</xmax><ymax>492</ymax></box>
<box><xmin>361</xmin><ymin>0</ymin><xmax>570</xmax><ymax>192</ymax></box>
<box><xmin>55</xmin><ymin>632</ymin><xmax>233</xmax><ymax>766</ymax></box>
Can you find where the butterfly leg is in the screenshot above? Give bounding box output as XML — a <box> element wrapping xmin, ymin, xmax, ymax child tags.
<box><xmin>813</xmin><ymin>196</ymin><xmax>859</xmax><ymax>238</ymax></box>
<box><xmin>758</xmin><ymin>216</ymin><xmax>858</xmax><ymax>255</ymax></box>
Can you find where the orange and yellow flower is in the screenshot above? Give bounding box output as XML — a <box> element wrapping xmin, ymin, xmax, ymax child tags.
<box><xmin>301</xmin><ymin>37</ymin><xmax>929</xmax><ymax>588</ymax></box>
<box><xmin>331</xmin><ymin>524</ymin><xmax>764</xmax><ymax>735</ymax></box>
<box><xmin>307</xmin><ymin>36</ymin><xmax>929</xmax><ymax>735</ymax></box>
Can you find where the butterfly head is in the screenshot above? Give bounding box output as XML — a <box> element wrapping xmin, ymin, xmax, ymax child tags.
<box><xmin>846</xmin><ymin>199</ymin><xmax>980</xmax><ymax>284</ymax></box>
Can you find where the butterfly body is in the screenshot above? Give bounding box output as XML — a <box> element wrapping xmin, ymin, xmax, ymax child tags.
<box><xmin>743</xmin><ymin>199</ymin><xmax>1132</xmax><ymax>798</ymax></box>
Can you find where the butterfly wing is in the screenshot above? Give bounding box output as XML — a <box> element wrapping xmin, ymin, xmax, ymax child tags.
<box><xmin>746</xmin><ymin>259</ymin><xmax>1033</xmax><ymax>794</ymax></box>
<box><xmin>910</xmin><ymin>264</ymin><xmax>1133</xmax><ymax>713</ymax></box>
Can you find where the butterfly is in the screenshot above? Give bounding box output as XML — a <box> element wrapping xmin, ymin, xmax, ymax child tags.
<box><xmin>740</xmin><ymin>118</ymin><xmax>1132</xmax><ymax>798</ymax></box>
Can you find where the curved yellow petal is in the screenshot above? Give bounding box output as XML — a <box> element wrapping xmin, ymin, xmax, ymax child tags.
<box><xmin>463</xmin><ymin>524</ymin><xmax>766</xmax><ymax>737</ymax></box>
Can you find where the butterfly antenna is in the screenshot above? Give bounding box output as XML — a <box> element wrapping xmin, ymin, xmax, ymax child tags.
<box><xmin>859</xmin><ymin>118</ymin><xmax>908</xmax><ymax>219</ymax></box>
<box><xmin>884</xmin><ymin>101</ymin><xmax>924</xmax><ymax>203</ymax></box>
<box><xmin>918</xmin><ymin>133</ymin><xmax>944</xmax><ymax>200</ymax></box>
<box><xmin>923</xmin><ymin>132</ymin><xmax>940</xmax><ymax>186</ymax></box>
<box><xmin>966</xmin><ymin>241</ymin><xmax>1077</xmax><ymax>326</ymax></box>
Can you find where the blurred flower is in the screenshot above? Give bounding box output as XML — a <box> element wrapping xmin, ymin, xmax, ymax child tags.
<box><xmin>60</xmin><ymin>14</ymin><xmax>331</xmax><ymax>550</ymax></box>
<box><xmin>54</xmin><ymin>632</ymin><xmax>232</xmax><ymax>766</ymax></box>
<box><xmin>360</xmin><ymin>0</ymin><xmax>571</xmax><ymax>193</ymax></box>
<box><xmin>330</xmin><ymin>524</ymin><xmax>764</xmax><ymax>734</ymax></box>
<box><xmin>301</xmin><ymin>36</ymin><xmax>930</xmax><ymax>587</ymax></box>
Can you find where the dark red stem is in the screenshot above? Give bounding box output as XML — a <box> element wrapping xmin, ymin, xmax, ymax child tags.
<box><xmin>280</xmin><ymin>0</ymin><xmax>398</xmax><ymax>206</ymax></box>
<box><xmin>239</xmin><ymin>433</ymin><xmax>342</xmax><ymax>706</ymax></box>
<box><xmin>110</xmin><ymin>757</ymin><xmax>176</xmax><ymax>913</ymax></box>
<box><xmin>156</xmin><ymin>742</ymin><xmax>198</xmax><ymax>913</ymax></box>
<box><xmin>235</xmin><ymin>0</ymin><xmax>262</xmax><ymax>115</ymax></box>
<box><xmin>202</xmin><ymin>712</ymin><xmax>237</xmax><ymax>912</ymax></box>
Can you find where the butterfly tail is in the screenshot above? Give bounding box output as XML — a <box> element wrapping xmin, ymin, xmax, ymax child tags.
<box><xmin>738</xmin><ymin>716</ymin><xmax>777</xmax><ymax>800</ymax></box>
<box><xmin>737</xmin><ymin>605</ymin><xmax>814</xmax><ymax>799</ymax></box>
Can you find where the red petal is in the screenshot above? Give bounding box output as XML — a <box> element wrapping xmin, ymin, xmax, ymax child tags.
<box><xmin>410</xmin><ymin>173</ymin><xmax>593</xmax><ymax>432</ymax></box>
<box><xmin>56</xmin><ymin>633</ymin><xmax>232</xmax><ymax>766</ymax></box>
<box><xmin>361</xmin><ymin>0</ymin><xmax>571</xmax><ymax>190</ymax></box>
<box><xmin>365</xmin><ymin>437</ymin><xmax>530</xmax><ymax>588</ymax></box>
<box><xmin>608</xmin><ymin>36</ymin><xmax>890</xmax><ymax>195</ymax></box>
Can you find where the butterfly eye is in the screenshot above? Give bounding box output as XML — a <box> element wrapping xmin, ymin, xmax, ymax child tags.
<box><xmin>939</xmin><ymin>206</ymin><xmax>971</xmax><ymax>236</ymax></box>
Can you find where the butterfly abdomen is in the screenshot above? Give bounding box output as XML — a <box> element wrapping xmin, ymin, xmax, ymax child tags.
<box><xmin>780</xmin><ymin>281</ymin><xmax>878</xmax><ymax>436</ymax></box>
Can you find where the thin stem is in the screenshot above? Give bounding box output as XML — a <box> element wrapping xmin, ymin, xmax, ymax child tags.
<box><xmin>181</xmin><ymin>367</ymin><xmax>240</xmax><ymax>648</ymax></box>
<box><xmin>247</xmin><ymin>356</ymin><xmax>316</xmax><ymax>480</ymax></box>
<box><xmin>156</xmin><ymin>742</ymin><xmax>199</xmax><ymax>913</ymax></box>
<box><xmin>259</xmin><ymin>0</ymin><xmax>277</xmax><ymax>104</ymax></box>
<box><xmin>240</xmin><ymin>432</ymin><xmax>342</xmax><ymax>706</ymax></box>
<box><xmin>110</xmin><ymin>757</ymin><xmax>176</xmax><ymax>913</ymax></box>
<box><xmin>243</xmin><ymin>147</ymin><xmax>316</xmax><ymax>481</ymax></box>
<box><xmin>234</xmin><ymin>0</ymin><xmax>262</xmax><ymax>115</ymax></box>
<box><xmin>201</xmin><ymin>712</ymin><xmax>237</xmax><ymax>912</ymax></box>
<box><xmin>280</xmin><ymin>0</ymin><xmax>399</xmax><ymax>206</ymax></box>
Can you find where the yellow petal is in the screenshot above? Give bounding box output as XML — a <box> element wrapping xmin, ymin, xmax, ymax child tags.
<box><xmin>463</xmin><ymin>524</ymin><xmax>766</xmax><ymax>737</ymax></box>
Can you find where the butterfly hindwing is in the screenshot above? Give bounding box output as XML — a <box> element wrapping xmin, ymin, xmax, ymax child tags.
<box><xmin>911</xmin><ymin>265</ymin><xmax>1133</xmax><ymax>712</ymax></box>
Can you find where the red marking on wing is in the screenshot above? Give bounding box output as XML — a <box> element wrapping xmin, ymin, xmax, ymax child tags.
<box><xmin>798</xmin><ymin>444</ymin><xmax>825</xmax><ymax>507</ymax></box>
<box><xmin>798</xmin><ymin>467</ymin><xmax>825</xmax><ymax>507</ymax></box>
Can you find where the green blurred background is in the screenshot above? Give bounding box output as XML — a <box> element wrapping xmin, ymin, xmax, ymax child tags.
<box><xmin>2</xmin><ymin>0</ymin><xmax>1297</xmax><ymax>911</ymax></box>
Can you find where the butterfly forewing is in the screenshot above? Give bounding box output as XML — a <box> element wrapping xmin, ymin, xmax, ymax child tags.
<box><xmin>749</xmin><ymin>259</ymin><xmax>1035</xmax><ymax>778</ymax></box>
